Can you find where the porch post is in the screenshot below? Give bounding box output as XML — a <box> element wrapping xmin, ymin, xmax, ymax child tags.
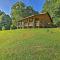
<box><xmin>27</xmin><ymin>18</ymin><xmax>29</xmax><ymax>28</ymax></box>
<box><xmin>33</xmin><ymin>18</ymin><xmax>35</xmax><ymax>28</ymax></box>
<box><xmin>20</xmin><ymin>21</ymin><xmax>22</xmax><ymax>29</ymax></box>
<box><xmin>22</xmin><ymin>20</ymin><xmax>25</xmax><ymax>28</ymax></box>
<box><xmin>17</xmin><ymin>22</ymin><xmax>19</xmax><ymax>29</ymax></box>
<box><xmin>39</xmin><ymin>21</ymin><xmax>40</xmax><ymax>28</ymax></box>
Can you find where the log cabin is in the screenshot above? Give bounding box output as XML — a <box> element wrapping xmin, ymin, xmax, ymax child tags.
<box><xmin>17</xmin><ymin>12</ymin><xmax>53</xmax><ymax>28</ymax></box>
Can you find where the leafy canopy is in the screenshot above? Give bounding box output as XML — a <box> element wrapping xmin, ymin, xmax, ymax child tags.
<box><xmin>43</xmin><ymin>0</ymin><xmax>60</xmax><ymax>23</ymax></box>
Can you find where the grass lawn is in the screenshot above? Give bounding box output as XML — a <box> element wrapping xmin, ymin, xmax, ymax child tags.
<box><xmin>0</xmin><ymin>28</ymin><xmax>60</xmax><ymax>60</ymax></box>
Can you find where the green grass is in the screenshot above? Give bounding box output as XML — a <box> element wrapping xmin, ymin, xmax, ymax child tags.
<box><xmin>0</xmin><ymin>28</ymin><xmax>60</xmax><ymax>60</ymax></box>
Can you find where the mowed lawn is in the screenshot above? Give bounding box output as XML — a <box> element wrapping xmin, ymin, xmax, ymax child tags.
<box><xmin>0</xmin><ymin>28</ymin><xmax>60</xmax><ymax>60</ymax></box>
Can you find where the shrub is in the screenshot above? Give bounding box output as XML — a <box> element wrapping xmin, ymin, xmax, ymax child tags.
<box><xmin>10</xmin><ymin>25</ymin><xmax>17</xmax><ymax>30</ymax></box>
<box><xmin>2</xmin><ymin>26</ymin><xmax>5</xmax><ymax>30</ymax></box>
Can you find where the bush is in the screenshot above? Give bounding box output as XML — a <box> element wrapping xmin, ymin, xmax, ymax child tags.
<box><xmin>56</xmin><ymin>21</ymin><xmax>60</xmax><ymax>27</ymax></box>
<box><xmin>2</xmin><ymin>26</ymin><xmax>5</xmax><ymax>30</ymax></box>
<box><xmin>10</xmin><ymin>25</ymin><xmax>17</xmax><ymax>30</ymax></box>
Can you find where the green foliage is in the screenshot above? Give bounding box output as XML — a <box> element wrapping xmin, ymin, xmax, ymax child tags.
<box><xmin>11</xmin><ymin>2</ymin><xmax>26</xmax><ymax>26</ymax></box>
<box><xmin>2</xmin><ymin>14</ymin><xmax>12</xmax><ymax>30</ymax></box>
<box><xmin>54</xmin><ymin>6</ymin><xmax>60</xmax><ymax>17</ymax></box>
<box><xmin>0</xmin><ymin>10</ymin><xmax>12</xmax><ymax>30</ymax></box>
<box><xmin>43</xmin><ymin>0</ymin><xmax>60</xmax><ymax>23</ymax></box>
<box><xmin>56</xmin><ymin>21</ymin><xmax>60</xmax><ymax>27</ymax></box>
<box><xmin>2</xmin><ymin>26</ymin><xmax>5</xmax><ymax>30</ymax></box>
<box><xmin>0</xmin><ymin>23</ymin><xmax>2</xmax><ymax>30</ymax></box>
<box><xmin>10</xmin><ymin>24</ymin><xmax>17</xmax><ymax>29</ymax></box>
<box><xmin>0</xmin><ymin>29</ymin><xmax>60</xmax><ymax>60</ymax></box>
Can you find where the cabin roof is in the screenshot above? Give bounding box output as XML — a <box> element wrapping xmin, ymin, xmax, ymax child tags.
<box><xmin>18</xmin><ymin>12</ymin><xmax>52</xmax><ymax>22</ymax></box>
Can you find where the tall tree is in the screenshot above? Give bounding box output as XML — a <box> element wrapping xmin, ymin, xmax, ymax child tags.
<box><xmin>25</xmin><ymin>6</ymin><xmax>38</xmax><ymax>17</ymax></box>
<box><xmin>0</xmin><ymin>10</ymin><xmax>5</xmax><ymax>30</ymax></box>
<box><xmin>43</xmin><ymin>0</ymin><xmax>60</xmax><ymax>23</ymax></box>
<box><xmin>11</xmin><ymin>2</ymin><xmax>26</xmax><ymax>26</ymax></box>
<box><xmin>0</xmin><ymin>10</ymin><xmax>12</xmax><ymax>30</ymax></box>
<box><xmin>2</xmin><ymin>14</ymin><xmax>12</xmax><ymax>30</ymax></box>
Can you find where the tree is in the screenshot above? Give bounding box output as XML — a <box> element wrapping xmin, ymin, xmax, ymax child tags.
<box><xmin>11</xmin><ymin>2</ymin><xmax>26</xmax><ymax>26</ymax></box>
<box><xmin>0</xmin><ymin>11</ymin><xmax>5</xmax><ymax>30</ymax></box>
<box><xmin>56</xmin><ymin>21</ymin><xmax>60</xmax><ymax>27</ymax></box>
<box><xmin>54</xmin><ymin>6</ymin><xmax>60</xmax><ymax>17</ymax></box>
<box><xmin>43</xmin><ymin>0</ymin><xmax>60</xmax><ymax>23</ymax></box>
<box><xmin>25</xmin><ymin>6</ymin><xmax>38</xmax><ymax>17</ymax></box>
<box><xmin>2</xmin><ymin>14</ymin><xmax>12</xmax><ymax>30</ymax></box>
<box><xmin>0</xmin><ymin>10</ymin><xmax>12</xmax><ymax>30</ymax></box>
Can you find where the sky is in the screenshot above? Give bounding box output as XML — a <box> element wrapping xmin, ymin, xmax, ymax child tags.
<box><xmin>0</xmin><ymin>0</ymin><xmax>46</xmax><ymax>15</ymax></box>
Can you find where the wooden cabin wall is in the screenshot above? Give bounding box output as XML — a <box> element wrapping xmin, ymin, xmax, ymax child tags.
<box><xmin>17</xmin><ymin>13</ymin><xmax>53</xmax><ymax>28</ymax></box>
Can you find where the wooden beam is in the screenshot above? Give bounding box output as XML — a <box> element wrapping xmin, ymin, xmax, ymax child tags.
<box><xmin>22</xmin><ymin>21</ymin><xmax>24</xmax><ymax>28</ymax></box>
<box><xmin>33</xmin><ymin>18</ymin><xmax>35</xmax><ymax>28</ymax></box>
<box><xmin>17</xmin><ymin>22</ymin><xmax>19</xmax><ymax>29</ymax></box>
<box><xmin>20</xmin><ymin>21</ymin><xmax>22</xmax><ymax>29</ymax></box>
<box><xmin>27</xmin><ymin>19</ymin><xmax>29</xmax><ymax>28</ymax></box>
